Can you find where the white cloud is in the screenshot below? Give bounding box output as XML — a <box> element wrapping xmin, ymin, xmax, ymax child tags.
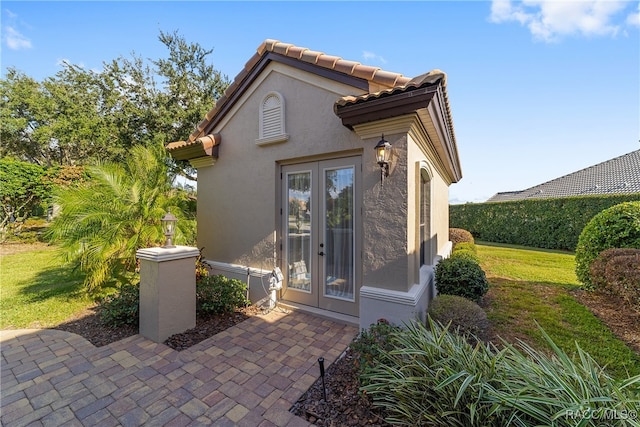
<box><xmin>362</xmin><ymin>50</ymin><xmax>387</xmax><ymax>64</ymax></box>
<box><xmin>3</xmin><ymin>10</ymin><xmax>32</xmax><ymax>51</ymax></box>
<box><xmin>4</xmin><ymin>26</ymin><xmax>31</xmax><ymax>50</ymax></box>
<box><xmin>490</xmin><ymin>0</ymin><xmax>634</xmax><ymax>42</ymax></box>
<box><xmin>627</xmin><ymin>3</ymin><xmax>640</xmax><ymax>26</ymax></box>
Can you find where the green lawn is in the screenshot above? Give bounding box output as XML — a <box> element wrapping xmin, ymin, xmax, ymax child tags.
<box><xmin>2</xmin><ymin>242</ymin><xmax>639</xmax><ymax>378</ymax></box>
<box><xmin>0</xmin><ymin>245</ymin><xmax>92</xmax><ymax>329</ymax></box>
<box><xmin>477</xmin><ymin>241</ymin><xmax>640</xmax><ymax>378</ymax></box>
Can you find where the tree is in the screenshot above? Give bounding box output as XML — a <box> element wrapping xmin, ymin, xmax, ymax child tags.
<box><xmin>0</xmin><ymin>159</ymin><xmax>50</xmax><ymax>234</ymax></box>
<box><xmin>1</xmin><ymin>30</ymin><xmax>229</xmax><ymax>178</ymax></box>
<box><xmin>47</xmin><ymin>144</ymin><xmax>196</xmax><ymax>292</ymax></box>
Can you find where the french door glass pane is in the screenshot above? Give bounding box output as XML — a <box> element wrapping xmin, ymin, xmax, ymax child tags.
<box><xmin>324</xmin><ymin>167</ymin><xmax>354</xmax><ymax>301</ymax></box>
<box><xmin>287</xmin><ymin>172</ymin><xmax>311</xmax><ymax>292</ymax></box>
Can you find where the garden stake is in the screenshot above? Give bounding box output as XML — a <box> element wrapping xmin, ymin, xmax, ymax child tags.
<box><xmin>318</xmin><ymin>357</ymin><xmax>327</xmax><ymax>401</ymax></box>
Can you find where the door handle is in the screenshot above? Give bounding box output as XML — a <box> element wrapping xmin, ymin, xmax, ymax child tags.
<box><xmin>318</xmin><ymin>251</ymin><xmax>325</xmax><ymax>256</ymax></box>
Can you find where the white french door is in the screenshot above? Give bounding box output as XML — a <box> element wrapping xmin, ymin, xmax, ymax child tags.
<box><xmin>281</xmin><ymin>156</ymin><xmax>361</xmax><ymax>316</ymax></box>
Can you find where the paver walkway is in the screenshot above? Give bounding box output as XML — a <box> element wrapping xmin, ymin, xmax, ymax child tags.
<box><xmin>1</xmin><ymin>309</ymin><xmax>358</xmax><ymax>426</ymax></box>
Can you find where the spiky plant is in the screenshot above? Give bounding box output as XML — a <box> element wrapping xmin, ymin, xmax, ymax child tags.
<box><xmin>47</xmin><ymin>143</ymin><xmax>195</xmax><ymax>292</ymax></box>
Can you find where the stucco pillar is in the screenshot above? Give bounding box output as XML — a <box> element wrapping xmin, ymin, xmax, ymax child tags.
<box><xmin>136</xmin><ymin>246</ymin><xmax>199</xmax><ymax>343</ymax></box>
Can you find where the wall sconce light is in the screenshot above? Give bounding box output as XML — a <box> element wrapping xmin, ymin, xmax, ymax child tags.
<box><xmin>161</xmin><ymin>209</ymin><xmax>177</xmax><ymax>248</ymax></box>
<box><xmin>375</xmin><ymin>134</ymin><xmax>391</xmax><ymax>182</ymax></box>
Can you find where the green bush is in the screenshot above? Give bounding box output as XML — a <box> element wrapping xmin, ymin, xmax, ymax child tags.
<box><xmin>196</xmin><ymin>274</ymin><xmax>249</xmax><ymax>315</ymax></box>
<box><xmin>349</xmin><ymin>318</ymin><xmax>400</xmax><ymax>375</ymax></box>
<box><xmin>99</xmin><ymin>282</ymin><xmax>140</xmax><ymax>327</ymax></box>
<box><xmin>450</xmin><ymin>194</ymin><xmax>640</xmax><ymax>251</ymax></box>
<box><xmin>427</xmin><ymin>294</ymin><xmax>489</xmax><ymax>343</ymax></box>
<box><xmin>360</xmin><ymin>320</ymin><xmax>640</xmax><ymax>427</ymax></box>
<box><xmin>451</xmin><ymin>241</ymin><xmax>479</xmax><ymax>262</ymax></box>
<box><xmin>449</xmin><ymin>227</ymin><xmax>474</xmax><ymax>247</ymax></box>
<box><xmin>453</xmin><ymin>241</ymin><xmax>476</xmax><ymax>254</ymax></box>
<box><xmin>575</xmin><ymin>201</ymin><xmax>640</xmax><ymax>289</ymax></box>
<box><xmin>435</xmin><ymin>256</ymin><xmax>488</xmax><ymax>302</ymax></box>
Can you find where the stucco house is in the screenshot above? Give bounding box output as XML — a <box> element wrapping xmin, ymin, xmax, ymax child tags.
<box><xmin>167</xmin><ymin>40</ymin><xmax>462</xmax><ymax>329</ymax></box>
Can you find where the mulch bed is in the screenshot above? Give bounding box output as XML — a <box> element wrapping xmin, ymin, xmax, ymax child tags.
<box><xmin>53</xmin><ymin>305</ymin><xmax>261</xmax><ymax>350</ymax></box>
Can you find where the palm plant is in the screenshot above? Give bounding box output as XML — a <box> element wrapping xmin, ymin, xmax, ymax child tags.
<box><xmin>47</xmin><ymin>143</ymin><xmax>195</xmax><ymax>292</ymax></box>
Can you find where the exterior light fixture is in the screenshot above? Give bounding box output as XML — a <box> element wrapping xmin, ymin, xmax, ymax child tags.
<box><xmin>161</xmin><ymin>209</ymin><xmax>178</xmax><ymax>248</ymax></box>
<box><xmin>375</xmin><ymin>134</ymin><xmax>391</xmax><ymax>181</ymax></box>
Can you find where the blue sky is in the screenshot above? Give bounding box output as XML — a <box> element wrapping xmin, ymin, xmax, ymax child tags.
<box><xmin>2</xmin><ymin>1</ymin><xmax>639</xmax><ymax>203</ymax></box>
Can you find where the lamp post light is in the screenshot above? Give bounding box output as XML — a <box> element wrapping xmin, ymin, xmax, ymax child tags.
<box><xmin>161</xmin><ymin>209</ymin><xmax>177</xmax><ymax>248</ymax></box>
<box><xmin>375</xmin><ymin>134</ymin><xmax>392</xmax><ymax>182</ymax></box>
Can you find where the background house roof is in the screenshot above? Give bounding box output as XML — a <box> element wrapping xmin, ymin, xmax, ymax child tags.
<box><xmin>486</xmin><ymin>149</ymin><xmax>640</xmax><ymax>202</ymax></box>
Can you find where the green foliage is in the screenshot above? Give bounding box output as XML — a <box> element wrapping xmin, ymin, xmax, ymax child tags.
<box><xmin>575</xmin><ymin>201</ymin><xmax>640</xmax><ymax>288</ymax></box>
<box><xmin>451</xmin><ymin>241</ymin><xmax>479</xmax><ymax>262</ymax></box>
<box><xmin>427</xmin><ymin>294</ymin><xmax>489</xmax><ymax>343</ymax></box>
<box><xmin>450</xmin><ymin>194</ymin><xmax>640</xmax><ymax>251</ymax></box>
<box><xmin>360</xmin><ymin>320</ymin><xmax>640</xmax><ymax>427</ymax></box>
<box><xmin>0</xmin><ymin>31</ymin><xmax>229</xmax><ymax>182</ymax></box>
<box><xmin>99</xmin><ymin>283</ymin><xmax>140</xmax><ymax>327</ymax></box>
<box><xmin>349</xmin><ymin>319</ymin><xmax>400</xmax><ymax>375</ymax></box>
<box><xmin>478</xmin><ymin>243</ymin><xmax>640</xmax><ymax>378</ymax></box>
<box><xmin>196</xmin><ymin>275</ymin><xmax>249</xmax><ymax>315</ymax></box>
<box><xmin>360</xmin><ymin>319</ymin><xmax>514</xmax><ymax>426</ymax></box>
<box><xmin>435</xmin><ymin>256</ymin><xmax>488</xmax><ymax>302</ymax></box>
<box><xmin>0</xmin><ymin>245</ymin><xmax>91</xmax><ymax>329</ymax></box>
<box><xmin>46</xmin><ymin>144</ymin><xmax>196</xmax><ymax>292</ymax></box>
<box><xmin>0</xmin><ymin>159</ymin><xmax>51</xmax><ymax>235</ymax></box>
<box><xmin>449</xmin><ymin>227</ymin><xmax>475</xmax><ymax>247</ymax></box>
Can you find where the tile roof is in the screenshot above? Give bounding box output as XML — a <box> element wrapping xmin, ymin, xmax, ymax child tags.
<box><xmin>487</xmin><ymin>149</ymin><xmax>640</xmax><ymax>202</ymax></box>
<box><xmin>166</xmin><ymin>39</ymin><xmax>413</xmax><ymax>150</ymax></box>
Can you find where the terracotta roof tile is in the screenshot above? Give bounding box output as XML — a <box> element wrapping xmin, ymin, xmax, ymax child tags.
<box><xmin>171</xmin><ymin>39</ymin><xmax>414</xmax><ymax>145</ymax></box>
<box><xmin>286</xmin><ymin>45</ymin><xmax>307</xmax><ymax>59</ymax></box>
<box><xmin>351</xmin><ymin>64</ymin><xmax>380</xmax><ymax>81</ymax></box>
<box><xmin>300</xmin><ymin>48</ymin><xmax>323</xmax><ymax>65</ymax></box>
<box><xmin>315</xmin><ymin>54</ymin><xmax>341</xmax><ymax>69</ymax></box>
<box><xmin>333</xmin><ymin>59</ymin><xmax>359</xmax><ymax>75</ymax></box>
<box><xmin>272</xmin><ymin>41</ymin><xmax>295</xmax><ymax>56</ymax></box>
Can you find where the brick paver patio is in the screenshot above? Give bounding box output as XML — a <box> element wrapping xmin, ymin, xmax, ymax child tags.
<box><xmin>1</xmin><ymin>309</ymin><xmax>358</xmax><ymax>426</ymax></box>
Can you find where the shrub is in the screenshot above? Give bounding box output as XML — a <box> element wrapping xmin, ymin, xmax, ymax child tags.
<box><xmin>603</xmin><ymin>250</ymin><xmax>640</xmax><ymax>311</ymax></box>
<box><xmin>360</xmin><ymin>320</ymin><xmax>640</xmax><ymax>427</ymax></box>
<box><xmin>590</xmin><ymin>248</ymin><xmax>640</xmax><ymax>293</ymax></box>
<box><xmin>453</xmin><ymin>241</ymin><xmax>476</xmax><ymax>254</ymax></box>
<box><xmin>449</xmin><ymin>227</ymin><xmax>474</xmax><ymax>247</ymax></box>
<box><xmin>575</xmin><ymin>201</ymin><xmax>640</xmax><ymax>289</ymax></box>
<box><xmin>349</xmin><ymin>319</ymin><xmax>400</xmax><ymax>375</ymax></box>
<box><xmin>360</xmin><ymin>319</ymin><xmax>514</xmax><ymax>426</ymax></box>
<box><xmin>99</xmin><ymin>282</ymin><xmax>140</xmax><ymax>327</ymax></box>
<box><xmin>451</xmin><ymin>241</ymin><xmax>479</xmax><ymax>262</ymax></box>
<box><xmin>450</xmin><ymin>194</ymin><xmax>640</xmax><ymax>251</ymax></box>
<box><xmin>196</xmin><ymin>274</ymin><xmax>249</xmax><ymax>315</ymax></box>
<box><xmin>427</xmin><ymin>294</ymin><xmax>489</xmax><ymax>343</ymax></box>
<box><xmin>435</xmin><ymin>256</ymin><xmax>488</xmax><ymax>302</ymax></box>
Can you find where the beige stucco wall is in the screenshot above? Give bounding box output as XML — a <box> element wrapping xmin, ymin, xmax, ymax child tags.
<box><xmin>195</xmin><ymin>62</ymin><xmax>456</xmax><ymax>306</ymax></box>
<box><xmin>196</xmin><ymin>62</ymin><xmax>366</xmax><ymax>269</ymax></box>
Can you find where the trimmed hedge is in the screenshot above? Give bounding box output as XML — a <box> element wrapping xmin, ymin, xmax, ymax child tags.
<box><xmin>450</xmin><ymin>194</ymin><xmax>640</xmax><ymax>251</ymax></box>
<box><xmin>435</xmin><ymin>256</ymin><xmax>488</xmax><ymax>302</ymax></box>
<box><xmin>590</xmin><ymin>248</ymin><xmax>640</xmax><ymax>311</ymax></box>
<box><xmin>449</xmin><ymin>228</ymin><xmax>474</xmax><ymax>247</ymax></box>
<box><xmin>427</xmin><ymin>294</ymin><xmax>489</xmax><ymax>343</ymax></box>
<box><xmin>575</xmin><ymin>201</ymin><xmax>640</xmax><ymax>288</ymax></box>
